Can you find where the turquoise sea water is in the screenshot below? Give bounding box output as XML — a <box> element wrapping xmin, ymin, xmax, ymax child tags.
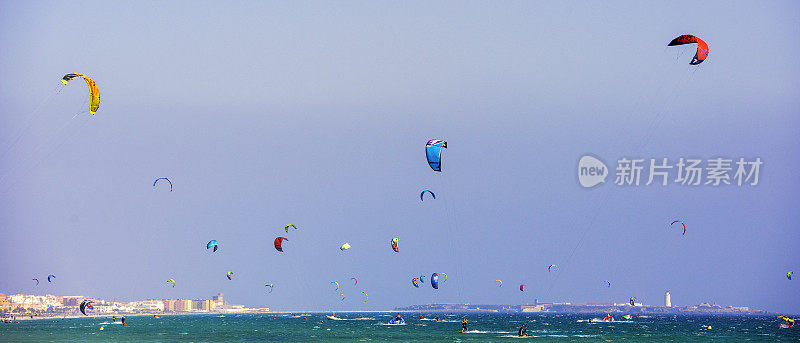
<box><xmin>1</xmin><ymin>313</ymin><xmax>797</xmax><ymax>342</ymax></box>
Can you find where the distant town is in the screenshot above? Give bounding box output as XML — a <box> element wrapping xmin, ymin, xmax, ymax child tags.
<box><xmin>1</xmin><ymin>290</ymin><xmax>768</xmax><ymax>319</ymax></box>
<box><xmin>0</xmin><ymin>292</ymin><xmax>269</xmax><ymax>318</ymax></box>
<box><xmin>396</xmin><ymin>292</ymin><xmax>767</xmax><ymax>315</ymax></box>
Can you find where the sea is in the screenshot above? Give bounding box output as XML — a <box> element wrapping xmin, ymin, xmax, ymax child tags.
<box><xmin>1</xmin><ymin>312</ymin><xmax>797</xmax><ymax>342</ymax></box>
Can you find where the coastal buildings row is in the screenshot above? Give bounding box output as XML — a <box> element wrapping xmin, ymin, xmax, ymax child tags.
<box><xmin>0</xmin><ymin>292</ymin><xmax>268</xmax><ymax>316</ymax></box>
<box><xmin>396</xmin><ymin>300</ymin><xmax>764</xmax><ymax>315</ymax></box>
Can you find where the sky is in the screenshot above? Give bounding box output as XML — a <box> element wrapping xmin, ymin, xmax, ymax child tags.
<box><xmin>0</xmin><ymin>1</ymin><xmax>798</xmax><ymax>314</ymax></box>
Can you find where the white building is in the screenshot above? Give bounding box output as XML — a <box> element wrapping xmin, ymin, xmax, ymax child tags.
<box><xmin>665</xmin><ymin>291</ymin><xmax>671</xmax><ymax>307</ymax></box>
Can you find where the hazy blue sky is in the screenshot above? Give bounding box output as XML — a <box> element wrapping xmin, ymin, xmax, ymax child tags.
<box><xmin>1</xmin><ymin>1</ymin><xmax>798</xmax><ymax>314</ymax></box>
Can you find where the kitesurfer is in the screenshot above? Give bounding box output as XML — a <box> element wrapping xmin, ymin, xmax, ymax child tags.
<box><xmin>461</xmin><ymin>318</ymin><xmax>468</xmax><ymax>333</ymax></box>
<box><xmin>517</xmin><ymin>324</ymin><xmax>529</xmax><ymax>337</ymax></box>
<box><xmin>394</xmin><ymin>314</ymin><xmax>403</xmax><ymax>323</ymax></box>
<box><xmin>435</xmin><ymin>315</ymin><xmax>439</xmax><ymax>322</ymax></box>
<box><xmin>121</xmin><ymin>316</ymin><xmax>126</xmax><ymax>325</ymax></box>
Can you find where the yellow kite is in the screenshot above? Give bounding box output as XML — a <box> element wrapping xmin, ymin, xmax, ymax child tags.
<box><xmin>61</xmin><ymin>73</ymin><xmax>100</xmax><ymax>114</ymax></box>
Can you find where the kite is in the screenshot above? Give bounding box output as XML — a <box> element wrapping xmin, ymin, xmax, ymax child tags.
<box><xmin>331</xmin><ymin>281</ymin><xmax>339</xmax><ymax>291</ymax></box>
<box><xmin>431</xmin><ymin>273</ymin><xmax>440</xmax><ymax>289</ymax></box>
<box><xmin>419</xmin><ymin>275</ymin><xmax>425</xmax><ymax>284</ymax></box>
<box><xmin>284</xmin><ymin>224</ymin><xmax>297</xmax><ymax>233</ymax></box>
<box><xmin>48</xmin><ymin>275</ymin><xmax>55</xmax><ymax>282</ymax></box>
<box><xmin>166</xmin><ymin>279</ymin><xmax>175</xmax><ymax>288</ymax></box>
<box><xmin>496</xmin><ymin>279</ymin><xmax>502</xmax><ymax>287</ymax></box>
<box><xmin>425</xmin><ymin>140</ymin><xmax>447</xmax><ymax>172</ymax></box>
<box><xmin>412</xmin><ymin>277</ymin><xmax>420</xmax><ymax>288</ymax></box>
<box><xmin>520</xmin><ymin>284</ymin><xmax>526</xmax><ymax>292</ymax></box>
<box><xmin>361</xmin><ymin>292</ymin><xmax>368</xmax><ymax>302</ymax></box>
<box><xmin>420</xmin><ymin>190</ymin><xmax>436</xmax><ymax>201</ymax></box>
<box><xmin>605</xmin><ymin>280</ymin><xmax>611</xmax><ymax>288</ymax></box>
<box><xmin>32</xmin><ymin>278</ymin><xmax>39</xmax><ymax>286</ymax></box>
<box><xmin>787</xmin><ymin>271</ymin><xmax>793</xmax><ymax>280</ymax></box>
<box><xmin>670</xmin><ymin>220</ymin><xmax>687</xmax><ymax>235</ymax></box>
<box><xmin>390</xmin><ymin>238</ymin><xmax>399</xmax><ymax>253</ymax></box>
<box><xmin>274</xmin><ymin>237</ymin><xmax>288</xmax><ymax>252</ymax></box>
<box><xmin>153</xmin><ymin>177</ymin><xmax>172</xmax><ymax>192</ymax></box>
<box><xmin>265</xmin><ymin>284</ymin><xmax>274</xmax><ymax>293</ymax></box>
<box><xmin>668</xmin><ymin>35</ymin><xmax>709</xmax><ymax>65</ymax></box>
<box><xmin>61</xmin><ymin>73</ymin><xmax>100</xmax><ymax>114</ymax></box>
<box><xmin>340</xmin><ymin>293</ymin><xmax>345</xmax><ymax>301</ymax></box>
<box><xmin>351</xmin><ymin>277</ymin><xmax>358</xmax><ymax>286</ymax></box>
<box><xmin>340</xmin><ymin>243</ymin><xmax>351</xmax><ymax>251</ymax></box>
<box><xmin>226</xmin><ymin>272</ymin><xmax>234</xmax><ymax>280</ymax></box>
<box><xmin>441</xmin><ymin>273</ymin><xmax>447</xmax><ymax>282</ymax></box>
<box><xmin>548</xmin><ymin>264</ymin><xmax>559</xmax><ymax>272</ymax></box>
<box><xmin>79</xmin><ymin>300</ymin><xmax>93</xmax><ymax>316</ymax></box>
<box><xmin>207</xmin><ymin>240</ymin><xmax>219</xmax><ymax>252</ymax></box>
<box><xmin>778</xmin><ymin>316</ymin><xmax>795</xmax><ymax>328</ymax></box>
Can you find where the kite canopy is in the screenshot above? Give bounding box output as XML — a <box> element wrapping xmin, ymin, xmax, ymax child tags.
<box><xmin>419</xmin><ymin>275</ymin><xmax>425</xmax><ymax>284</ymax></box>
<box><xmin>351</xmin><ymin>277</ymin><xmax>358</xmax><ymax>286</ymax></box>
<box><xmin>425</xmin><ymin>140</ymin><xmax>447</xmax><ymax>172</ymax></box>
<box><xmin>166</xmin><ymin>279</ymin><xmax>175</xmax><ymax>288</ymax></box>
<box><xmin>412</xmin><ymin>278</ymin><xmax>420</xmax><ymax>288</ymax></box>
<box><xmin>79</xmin><ymin>300</ymin><xmax>93</xmax><ymax>316</ymax></box>
<box><xmin>420</xmin><ymin>190</ymin><xmax>436</xmax><ymax>201</ymax></box>
<box><xmin>274</xmin><ymin>237</ymin><xmax>288</xmax><ymax>252</ymax></box>
<box><xmin>519</xmin><ymin>284</ymin><xmax>526</xmax><ymax>291</ymax></box>
<box><xmin>548</xmin><ymin>264</ymin><xmax>559</xmax><ymax>272</ymax></box>
<box><xmin>284</xmin><ymin>224</ymin><xmax>297</xmax><ymax>233</ymax></box>
<box><xmin>153</xmin><ymin>177</ymin><xmax>172</xmax><ymax>191</ymax></box>
<box><xmin>668</xmin><ymin>35</ymin><xmax>709</xmax><ymax>65</ymax></box>
<box><xmin>441</xmin><ymin>273</ymin><xmax>447</xmax><ymax>282</ymax></box>
<box><xmin>226</xmin><ymin>272</ymin><xmax>234</xmax><ymax>280</ymax></box>
<box><xmin>788</xmin><ymin>271</ymin><xmax>794</xmax><ymax>280</ymax></box>
<box><xmin>778</xmin><ymin>316</ymin><xmax>796</xmax><ymax>328</ymax></box>
<box><xmin>390</xmin><ymin>238</ymin><xmax>399</xmax><ymax>253</ymax></box>
<box><xmin>431</xmin><ymin>273</ymin><xmax>440</xmax><ymax>289</ymax></box>
<box><xmin>331</xmin><ymin>281</ymin><xmax>339</xmax><ymax>290</ymax></box>
<box><xmin>361</xmin><ymin>292</ymin><xmax>368</xmax><ymax>302</ymax></box>
<box><xmin>48</xmin><ymin>275</ymin><xmax>55</xmax><ymax>282</ymax></box>
<box><xmin>605</xmin><ymin>280</ymin><xmax>612</xmax><ymax>288</ymax></box>
<box><xmin>340</xmin><ymin>243</ymin><xmax>351</xmax><ymax>251</ymax></box>
<box><xmin>265</xmin><ymin>284</ymin><xmax>274</xmax><ymax>293</ymax></box>
<box><xmin>207</xmin><ymin>240</ymin><xmax>219</xmax><ymax>252</ymax></box>
<box><xmin>61</xmin><ymin>73</ymin><xmax>100</xmax><ymax>114</ymax></box>
<box><xmin>670</xmin><ymin>220</ymin><xmax>687</xmax><ymax>235</ymax></box>
<box><xmin>496</xmin><ymin>279</ymin><xmax>502</xmax><ymax>287</ymax></box>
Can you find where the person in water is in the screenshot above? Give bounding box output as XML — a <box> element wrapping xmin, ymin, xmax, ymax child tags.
<box><xmin>518</xmin><ymin>324</ymin><xmax>529</xmax><ymax>337</ymax></box>
<box><xmin>461</xmin><ymin>318</ymin><xmax>468</xmax><ymax>333</ymax></box>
